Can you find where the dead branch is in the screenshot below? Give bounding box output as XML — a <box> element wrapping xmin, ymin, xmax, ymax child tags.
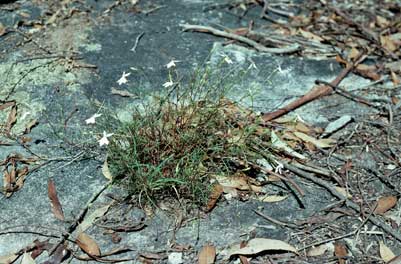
<box><xmin>262</xmin><ymin>53</ymin><xmax>367</xmax><ymax>121</ymax></box>
<box><xmin>180</xmin><ymin>24</ymin><xmax>301</xmax><ymax>54</ymax></box>
<box><xmin>282</xmin><ymin>161</ymin><xmax>401</xmax><ymax>242</ymax></box>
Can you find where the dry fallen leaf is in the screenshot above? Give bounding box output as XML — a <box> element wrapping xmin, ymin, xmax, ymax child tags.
<box><xmin>391</xmin><ymin>71</ymin><xmax>400</xmax><ymax>86</ymax></box>
<box><xmin>293</xmin><ymin>132</ymin><xmax>335</xmax><ymax>148</ymax></box>
<box><xmin>379</xmin><ymin>241</ymin><xmax>396</xmax><ymax>262</ymax></box>
<box><xmin>47</xmin><ymin>178</ymin><xmax>65</xmax><ymax>221</ymax></box>
<box><xmin>101</xmin><ymin>159</ymin><xmax>113</xmax><ymax>181</ymax></box>
<box><xmin>381</xmin><ymin>35</ymin><xmax>398</xmax><ymax>52</ymax></box>
<box><xmin>198</xmin><ymin>244</ymin><xmax>216</xmax><ymax>264</ymax></box>
<box><xmin>215</xmin><ymin>175</ymin><xmax>249</xmax><ymax>190</ymax></box>
<box><xmin>388</xmin><ymin>254</ymin><xmax>401</xmax><ymax>264</ymax></box>
<box><xmin>335</xmin><ymin>187</ymin><xmax>352</xmax><ymax>199</ymax></box>
<box><xmin>257</xmin><ymin>194</ymin><xmax>288</xmax><ymax>203</ymax></box>
<box><xmin>374</xmin><ymin>196</ymin><xmax>398</xmax><ymax>215</ymax></box>
<box><xmin>6</xmin><ymin>104</ymin><xmax>17</xmax><ymax>134</ymax></box>
<box><xmin>24</xmin><ymin>119</ymin><xmax>38</xmax><ymax>134</ymax></box>
<box><xmin>205</xmin><ymin>184</ymin><xmax>223</xmax><ymax>212</ymax></box>
<box><xmin>76</xmin><ymin>232</ymin><xmax>101</xmax><ymax>257</ymax></box>
<box><xmin>111</xmin><ymin>87</ymin><xmax>138</xmax><ymax>98</ymax></box>
<box><xmin>0</xmin><ymin>253</ymin><xmax>18</xmax><ymax>264</ymax></box>
<box><xmin>229</xmin><ymin>238</ymin><xmax>297</xmax><ymax>256</ymax></box>
<box><xmin>21</xmin><ymin>252</ymin><xmax>36</xmax><ymax>264</ymax></box>
<box><xmin>77</xmin><ymin>204</ymin><xmax>111</xmax><ymax>233</ymax></box>
<box><xmin>334</xmin><ymin>242</ymin><xmax>347</xmax><ymax>264</ymax></box>
<box><xmin>307</xmin><ymin>244</ymin><xmax>329</xmax><ymax>257</ymax></box>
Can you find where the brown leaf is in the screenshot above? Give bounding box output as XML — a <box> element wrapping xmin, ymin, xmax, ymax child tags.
<box><xmin>355</xmin><ymin>64</ymin><xmax>381</xmax><ymax>80</ymax></box>
<box><xmin>374</xmin><ymin>196</ymin><xmax>398</xmax><ymax>215</ymax></box>
<box><xmin>334</xmin><ymin>242</ymin><xmax>347</xmax><ymax>264</ymax></box>
<box><xmin>6</xmin><ymin>104</ymin><xmax>17</xmax><ymax>134</ymax></box>
<box><xmin>139</xmin><ymin>252</ymin><xmax>165</xmax><ymax>260</ymax></box>
<box><xmin>111</xmin><ymin>87</ymin><xmax>138</xmax><ymax>98</ymax></box>
<box><xmin>45</xmin><ymin>244</ymin><xmax>69</xmax><ymax>264</ymax></box>
<box><xmin>381</xmin><ymin>35</ymin><xmax>398</xmax><ymax>52</ymax></box>
<box><xmin>391</xmin><ymin>71</ymin><xmax>400</xmax><ymax>86</ymax></box>
<box><xmin>239</xmin><ymin>241</ymin><xmax>250</xmax><ymax>264</ymax></box>
<box><xmin>348</xmin><ymin>47</ymin><xmax>360</xmax><ymax>60</ymax></box>
<box><xmin>205</xmin><ymin>184</ymin><xmax>223</xmax><ymax>212</ymax></box>
<box><xmin>198</xmin><ymin>244</ymin><xmax>216</xmax><ymax>264</ymax></box>
<box><xmin>31</xmin><ymin>239</ymin><xmax>53</xmax><ymax>259</ymax></box>
<box><xmin>0</xmin><ymin>101</ymin><xmax>15</xmax><ymax>111</ymax></box>
<box><xmin>47</xmin><ymin>178</ymin><xmax>65</xmax><ymax>221</ymax></box>
<box><xmin>3</xmin><ymin>165</ymin><xmax>16</xmax><ymax>197</ymax></box>
<box><xmin>76</xmin><ymin>232</ymin><xmax>101</xmax><ymax>257</ymax></box>
<box><xmin>24</xmin><ymin>119</ymin><xmax>38</xmax><ymax>134</ymax></box>
<box><xmin>14</xmin><ymin>166</ymin><xmax>29</xmax><ymax>191</ymax></box>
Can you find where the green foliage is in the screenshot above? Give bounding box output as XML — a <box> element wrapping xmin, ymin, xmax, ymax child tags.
<box><xmin>107</xmin><ymin>64</ymin><xmax>270</xmax><ymax>206</ymax></box>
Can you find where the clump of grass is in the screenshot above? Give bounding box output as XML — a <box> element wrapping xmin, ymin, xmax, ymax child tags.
<box><xmin>107</xmin><ymin>65</ymin><xmax>271</xmax><ymax>207</ymax></box>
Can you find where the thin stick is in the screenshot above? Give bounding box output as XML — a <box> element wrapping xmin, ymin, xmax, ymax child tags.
<box><xmin>180</xmin><ymin>24</ymin><xmax>301</xmax><ymax>54</ymax></box>
<box><xmin>131</xmin><ymin>32</ymin><xmax>145</xmax><ymax>52</ymax></box>
<box><xmin>48</xmin><ymin>182</ymin><xmax>111</xmax><ymax>256</ymax></box>
<box><xmin>254</xmin><ymin>210</ymin><xmax>299</xmax><ymax>229</ymax></box>
<box><xmin>282</xmin><ymin>161</ymin><xmax>401</xmax><ymax>242</ymax></box>
<box><xmin>262</xmin><ymin>53</ymin><xmax>366</xmax><ymax>121</ymax></box>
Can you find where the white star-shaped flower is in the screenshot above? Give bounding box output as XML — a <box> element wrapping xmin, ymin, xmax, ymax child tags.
<box><xmin>99</xmin><ymin>131</ymin><xmax>114</xmax><ymax>146</ymax></box>
<box><xmin>117</xmin><ymin>71</ymin><xmax>131</xmax><ymax>85</ymax></box>
<box><xmin>166</xmin><ymin>60</ymin><xmax>179</xmax><ymax>69</ymax></box>
<box><xmin>162</xmin><ymin>81</ymin><xmax>174</xmax><ymax>88</ymax></box>
<box><xmin>85</xmin><ymin>113</ymin><xmax>102</xmax><ymax>124</ymax></box>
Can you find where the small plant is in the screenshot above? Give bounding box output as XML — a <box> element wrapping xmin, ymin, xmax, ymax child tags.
<box><xmin>107</xmin><ymin>63</ymin><xmax>271</xmax><ymax>207</ymax></box>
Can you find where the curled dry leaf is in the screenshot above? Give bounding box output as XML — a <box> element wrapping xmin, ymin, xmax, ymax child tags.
<box><xmin>76</xmin><ymin>232</ymin><xmax>101</xmax><ymax>257</ymax></box>
<box><xmin>47</xmin><ymin>178</ymin><xmax>65</xmax><ymax>221</ymax></box>
<box><xmin>205</xmin><ymin>184</ymin><xmax>223</xmax><ymax>212</ymax></box>
<box><xmin>379</xmin><ymin>241</ymin><xmax>396</xmax><ymax>262</ymax></box>
<box><xmin>229</xmin><ymin>238</ymin><xmax>297</xmax><ymax>256</ymax></box>
<box><xmin>198</xmin><ymin>244</ymin><xmax>216</xmax><ymax>264</ymax></box>
<box><xmin>256</xmin><ymin>194</ymin><xmax>288</xmax><ymax>203</ymax></box>
<box><xmin>374</xmin><ymin>196</ymin><xmax>398</xmax><ymax>215</ymax></box>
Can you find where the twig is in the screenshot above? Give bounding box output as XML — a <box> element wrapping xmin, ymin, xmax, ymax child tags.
<box><xmin>262</xmin><ymin>53</ymin><xmax>367</xmax><ymax>121</ymax></box>
<box><xmin>254</xmin><ymin>210</ymin><xmax>299</xmax><ymax>229</ymax></box>
<box><xmin>299</xmin><ymin>203</ymin><xmax>377</xmax><ymax>251</ymax></box>
<box><xmin>282</xmin><ymin>161</ymin><xmax>401</xmax><ymax>242</ymax></box>
<box><xmin>48</xmin><ymin>182</ymin><xmax>111</xmax><ymax>256</ymax></box>
<box><xmin>142</xmin><ymin>5</ymin><xmax>165</xmax><ymax>15</ymax></box>
<box><xmin>315</xmin><ymin>80</ymin><xmax>384</xmax><ymax>111</ymax></box>
<box><xmin>249</xmin><ymin>162</ymin><xmax>304</xmax><ymax>196</ymax></box>
<box><xmin>180</xmin><ymin>24</ymin><xmax>301</xmax><ymax>54</ymax></box>
<box><xmin>131</xmin><ymin>32</ymin><xmax>145</xmax><ymax>52</ymax></box>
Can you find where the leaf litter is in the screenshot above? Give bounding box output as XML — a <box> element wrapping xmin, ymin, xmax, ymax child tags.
<box><xmin>2</xmin><ymin>0</ymin><xmax>401</xmax><ymax>263</ymax></box>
